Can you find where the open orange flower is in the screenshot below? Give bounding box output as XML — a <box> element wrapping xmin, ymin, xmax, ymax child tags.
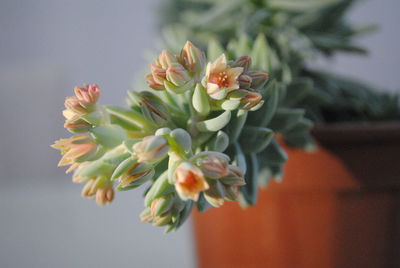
<box><xmin>174</xmin><ymin>162</ymin><xmax>209</xmax><ymax>201</ymax></box>
<box><xmin>202</xmin><ymin>54</ymin><xmax>243</xmax><ymax>100</ymax></box>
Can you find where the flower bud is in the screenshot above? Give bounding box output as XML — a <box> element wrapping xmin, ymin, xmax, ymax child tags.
<box><xmin>204</xmin><ymin>180</ymin><xmax>226</xmax><ymax>207</ymax></box>
<box><xmin>166</xmin><ymin>65</ymin><xmax>192</xmax><ymax>87</ymax></box>
<box><xmin>118</xmin><ymin>162</ymin><xmax>154</xmax><ymax>188</ymax></box>
<box><xmin>63</xmin><ymin>111</ymin><xmax>92</xmax><ymax>133</ymax></box>
<box><xmin>152</xmin><ymin>214</ymin><xmax>173</xmax><ymax>227</ymax></box>
<box><xmin>146</xmin><ymin>74</ymin><xmax>165</xmax><ymax>91</ymax></box>
<box><xmin>224</xmin><ymin>185</ymin><xmax>239</xmax><ymax>201</ymax></box>
<box><xmin>81</xmin><ymin>176</ymin><xmax>114</xmax><ymax>206</ymax></box>
<box><xmin>230</xmin><ymin>56</ymin><xmax>252</xmax><ymax>72</ymax></box>
<box><xmin>52</xmin><ymin>136</ymin><xmax>97</xmax><ymax>168</ymax></box>
<box><xmin>140</xmin><ymin>207</ymin><xmax>153</xmax><ymax>222</ymax></box>
<box><xmin>220</xmin><ymin>165</ymin><xmax>246</xmax><ymax>186</ymax></box>
<box><xmin>240</xmin><ymin>90</ymin><xmax>263</xmax><ymax>110</ymax></box>
<box><xmin>158</xmin><ymin>50</ymin><xmax>178</xmax><ymax>69</ymax></box>
<box><xmin>133</xmin><ymin>135</ymin><xmax>169</xmax><ymax>163</ymax></box>
<box><xmin>180</xmin><ymin>41</ymin><xmax>206</xmax><ymax>73</ymax></box>
<box><xmin>238</xmin><ymin>74</ymin><xmax>252</xmax><ymax>89</ymax></box>
<box><xmin>64</xmin><ymin>97</ymin><xmax>87</xmax><ymax>114</ymax></box>
<box><xmin>248</xmin><ymin>71</ymin><xmax>269</xmax><ymax>89</ymax></box>
<box><xmin>150</xmin><ymin>64</ymin><xmax>167</xmax><ymax>85</ymax></box>
<box><xmin>74</xmin><ymin>84</ymin><xmax>100</xmax><ymax>105</ymax></box>
<box><xmin>197</xmin><ymin>154</ymin><xmax>230</xmax><ymax>179</ymax></box>
<box><xmin>150</xmin><ymin>196</ymin><xmax>174</xmax><ymax>217</ymax></box>
<box><xmin>204</xmin><ymin>193</ymin><xmax>225</xmax><ymax>207</ymax></box>
<box><xmin>129</xmin><ymin>91</ymin><xmax>169</xmax><ymax>126</ymax></box>
<box><xmin>174</xmin><ymin>162</ymin><xmax>209</xmax><ymax>201</ymax></box>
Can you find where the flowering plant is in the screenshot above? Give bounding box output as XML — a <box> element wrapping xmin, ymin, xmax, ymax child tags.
<box><xmin>53</xmin><ymin>41</ymin><xmax>309</xmax><ymax>231</ymax></box>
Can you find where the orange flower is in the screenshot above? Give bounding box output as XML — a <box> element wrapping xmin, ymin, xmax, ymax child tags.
<box><xmin>174</xmin><ymin>162</ymin><xmax>209</xmax><ymax>201</ymax></box>
<box><xmin>202</xmin><ymin>54</ymin><xmax>243</xmax><ymax>100</ymax></box>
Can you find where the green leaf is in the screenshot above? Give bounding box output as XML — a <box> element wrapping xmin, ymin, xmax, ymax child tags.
<box><xmin>269</xmin><ymin>108</ymin><xmax>305</xmax><ymax>132</ymax></box>
<box><xmin>206</xmin><ymin>131</ymin><xmax>229</xmax><ymax>152</ymax></box>
<box><xmin>170</xmin><ymin>128</ymin><xmax>192</xmax><ymax>153</ymax></box>
<box><xmin>196</xmin><ymin>110</ymin><xmax>231</xmax><ymax>132</ymax></box>
<box><xmin>233</xmin><ymin>142</ymin><xmax>247</xmax><ymax>174</ymax></box>
<box><xmin>239</xmin><ymin>126</ymin><xmax>274</xmax><ymax>154</ymax></box>
<box><xmin>80</xmin><ymin>111</ymin><xmax>103</xmax><ymax>126</ymax></box>
<box><xmin>225</xmin><ymin>110</ymin><xmax>247</xmax><ymax>143</ymax></box>
<box><xmin>78</xmin><ymin>160</ymin><xmax>114</xmax><ymax>178</ymax></box>
<box><xmin>284</xmin><ymin>78</ymin><xmax>313</xmax><ymax>106</ymax></box>
<box><xmin>123</xmin><ymin>138</ymin><xmax>142</xmax><ymax>154</ymax></box>
<box><xmin>105</xmin><ymin>106</ymin><xmax>153</xmax><ymax>129</ymax></box>
<box><xmin>220</xmin><ymin>99</ymin><xmax>241</xmax><ymax>111</ymax></box>
<box><xmin>240</xmin><ymin>153</ymin><xmax>259</xmax><ymax>206</ymax></box>
<box><xmin>164</xmin><ymin>79</ymin><xmax>195</xmax><ymax>94</ymax></box>
<box><xmin>250</xmin><ymin>33</ymin><xmax>270</xmax><ymax>71</ymax></box>
<box><xmin>268</xmin><ymin>0</ymin><xmax>342</xmax><ymax>11</ymax></box>
<box><xmin>207</xmin><ymin>39</ymin><xmax>224</xmax><ymax>61</ymax></box>
<box><xmin>282</xmin><ymin>117</ymin><xmax>313</xmax><ymax>135</ymax></box>
<box><xmin>90</xmin><ymin>125</ymin><xmax>127</xmax><ymax>148</ymax></box>
<box><xmin>192</xmin><ymin>83</ymin><xmax>210</xmax><ymax>116</ymax></box>
<box><xmin>247</xmin><ymin>80</ymin><xmax>279</xmax><ymax>127</ymax></box>
<box><xmin>259</xmin><ymin>139</ymin><xmax>288</xmax><ymax>165</ymax></box>
<box><xmin>197</xmin><ymin>193</ymin><xmax>212</xmax><ymax>213</ymax></box>
<box><xmin>144</xmin><ymin>171</ymin><xmax>172</xmax><ymax>207</ymax></box>
<box><xmin>174</xmin><ymin>201</ymin><xmax>194</xmax><ymax>229</ymax></box>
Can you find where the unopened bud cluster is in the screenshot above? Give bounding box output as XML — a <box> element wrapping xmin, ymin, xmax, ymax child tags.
<box><xmin>52</xmin><ymin>41</ymin><xmax>271</xmax><ymax>232</ymax></box>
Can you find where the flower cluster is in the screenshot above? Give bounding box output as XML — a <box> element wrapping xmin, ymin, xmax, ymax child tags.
<box><xmin>53</xmin><ymin>41</ymin><xmax>269</xmax><ymax>231</ymax></box>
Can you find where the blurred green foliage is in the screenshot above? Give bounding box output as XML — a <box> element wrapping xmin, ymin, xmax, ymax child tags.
<box><xmin>159</xmin><ymin>0</ymin><xmax>400</xmax><ymax>123</ymax></box>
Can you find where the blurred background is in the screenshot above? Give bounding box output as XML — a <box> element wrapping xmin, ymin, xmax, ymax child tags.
<box><xmin>0</xmin><ymin>0</ymin><xmax>399</xmax><ymax>267</ymax></box>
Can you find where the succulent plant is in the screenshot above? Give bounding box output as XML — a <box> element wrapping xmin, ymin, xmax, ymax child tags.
<box><xmin>159</xmin><ymin>0</ymin><xmax>400</xmax><ymax>123</ymax></box>
<box><xmin>53</xmin><ymin>42</ymin><xmax>306</xmax><ymax>231</ymax></box>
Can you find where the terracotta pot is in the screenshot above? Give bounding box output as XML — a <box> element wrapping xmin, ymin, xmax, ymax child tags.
<box><xmin>193</xmin><ymin>122</ymin><xmax>400</xmax><ymax>268</ymax></box>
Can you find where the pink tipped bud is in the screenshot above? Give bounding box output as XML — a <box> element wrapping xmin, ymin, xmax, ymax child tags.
<box><xmin>240</xmin><ymin>90</ymin><xmax>263</xmax><ymax>110</ymax></box>
<box><xmin>132</xmin><ymin>135</ymin><xmax>169</xmax><ymax>163</ymax></box>
<box><xmin>81</xmin><ymin>177</ymin><xmax>114</xmax><ymax>206</ymax></box>
<box><xmin>158</xmin><ymin>50</ymin><xmax>178</xmax><ymax>69</ymax></box>
<box><xmin>248</xmin><ymin>71</ymin><xmax>269</xmax><ymax>89</ymax></box>
<box><xmin>118</xmin><ymin>162</ymin><xmax>154</xmax><ymax>188</ymax></box>
<box><xmin>63</xmin><ymin>114</ymin><xmax>92</xmax><ymax>133</ymax></box>
<box><xmin>146</xmin><ymin>74</ymin><xmax>165</xmax><ymax>91</ymax></box>
<box><xmin>74</xmin><ymin>84</ymin><xmax>100</xmax><ymax>104</ymax></box>
<box><xmin>64</xmin><ymin>96</ymin><xmax>87</xmax><ymax>114</ymax></box>
<box><xmin>166</xmin><ymin>65</ymin><xmax>192</xmax><ymax>87</ymax></box>
<box><xmin>238</xmin><ymin>74</ymin><xmax>252</xmax><ymax>89</ymax></box>
<box><xmin>150</xmin><ymin>64</ymin><xmax>167</xmax><ymax>85</ymax></box>
<box><xmin>220</xmin><ymin>165</ymin><xmax>246</xmax><ymax>186</ymax></box>
<box><xmin>180</xmin><ymin>41</ymin><xmax>206</xmax><ymax>73</ymax></box>
<box><xmin>230</xmin><ymin>56</ymin><xmax>252</xmax><ymax>72</ymax></box>
<box><xmin>198</xmin><ymin>153</ymin><xmax>230</xmax><ymax>179</ymax></box>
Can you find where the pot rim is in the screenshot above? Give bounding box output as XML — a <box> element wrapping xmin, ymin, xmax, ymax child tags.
<box><xmin>312</xmin><ymin>121</ymin><xmax>400</xmax><ymax>144</ymax></box>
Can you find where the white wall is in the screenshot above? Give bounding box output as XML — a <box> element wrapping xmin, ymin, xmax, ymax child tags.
<box><xmin>0</xmin><ymin>0</ymin><xmax>399</xmax><ymax>268</ymax></box>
